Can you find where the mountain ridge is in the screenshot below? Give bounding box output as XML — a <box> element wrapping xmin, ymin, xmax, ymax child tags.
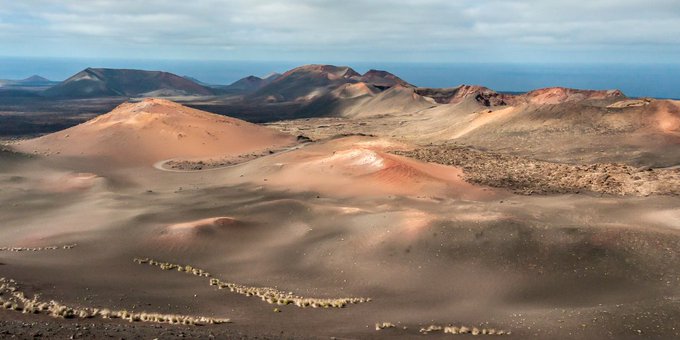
<box><xmin>43</xmin><ymin>68</ymin><xmax>216</xmax><ymax>98</ymax></box>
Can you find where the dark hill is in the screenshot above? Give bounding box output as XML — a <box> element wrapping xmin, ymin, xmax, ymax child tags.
<box><xmin>17</xmin><ymin>75</ymin><xmax>54</xmax><ymax>86</ymax></box>
<box><xmin>44</xmin><ymin>68</ymin><xmax>215</xmax><ymax>98</ymax></box>
<box><xmin>218</xmin><ymin>73</ymin><xmax>282</xmax><ymax>94</ymax></box>
<box><xmin>360</xmin><ymin>69</ymin><xmax>411</xmax><ymax>88</ymax></box>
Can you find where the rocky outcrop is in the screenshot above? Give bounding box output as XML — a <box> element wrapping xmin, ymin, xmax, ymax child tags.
<box><xmin>519</xmin><ymin>87</ymin><xmax>625</xmax><ymax>105</ymax></box>
<box><xmin>416</xmin><ymin>85</ymin><xmax>511</xmax><ymax>106</ymax></box>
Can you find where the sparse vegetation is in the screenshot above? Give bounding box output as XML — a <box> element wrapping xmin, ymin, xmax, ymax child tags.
<box><xmin>419</xmin><ymin>324</ymin><xmax>510</xmax><ymax>335</ymax></box>
<box><xmin>133</xmin><ymin>258</ymin><xmax>212</xmax><ymax>277</ymax></box>
<box><xmin>375</xmin><ymin>322</ymin><xmax>397</xmax><ymax>330</ymax></box>
<box><xmin>134</xmin><ymin>257</ymin><xmax>371</xmax><ymax>309</ymax></box>
<box><xmin>394</xmin><ymin>146</ymin><xmax>680</xmax><ymax>196</ymax></box>
<box><xmin>0</xmin><ymin>277</ymin><xmax>230</xmax><ymax>325</ymax></box>
<box><xmin>0</xmin><ymin>244</ymin><xmax>76</xmax><ymax>252</ymax></box>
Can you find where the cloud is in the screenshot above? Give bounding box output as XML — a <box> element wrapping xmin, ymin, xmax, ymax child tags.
<box><xmin>0</xmin><ymin>0</ymin><xmax>678</xmax><ymax>62</ymax></box>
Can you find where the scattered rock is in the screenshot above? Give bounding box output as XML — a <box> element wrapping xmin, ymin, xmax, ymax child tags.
<box><xmin>393</xmin><ymin>146</ymin><xmax>680</xmax><ymax>196</ymax></box>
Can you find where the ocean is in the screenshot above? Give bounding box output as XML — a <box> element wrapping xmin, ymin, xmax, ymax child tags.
<box><xmin>0</xmin><ymin>57</ymin><xmax>678</xmax><ymax>99</ymax></box>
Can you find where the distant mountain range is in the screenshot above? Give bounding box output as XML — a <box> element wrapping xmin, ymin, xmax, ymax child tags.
<box><xmin>7</xmin><ymin>63</ymin><xmax>678</xmax><ymax>169</ymax></box>
<box><xmin>8</xmin><ymin>65</ymin><xmax>413</xmax><ymax>101</ymax></box>
<box><xmin>0</xmin><ymin>64</ymin><xmax>628</xmax><ymax>112</ymax></box>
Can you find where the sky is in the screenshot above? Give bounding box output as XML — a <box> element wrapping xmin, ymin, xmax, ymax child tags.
<box><xmin>0</xmin><ymin>0</ymin><xmax>679</xmax><ymax>63</ymax></box>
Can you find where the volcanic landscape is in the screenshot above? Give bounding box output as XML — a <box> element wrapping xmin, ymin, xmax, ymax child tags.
<box><xmin>1</xmin><ymin>64</ymin><xmax>680</xmax><ymax>339</ymax></box>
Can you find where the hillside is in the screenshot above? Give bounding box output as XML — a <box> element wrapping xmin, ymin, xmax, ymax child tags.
<box><xmin>15</xmin><ymin>98</ymin><xmax>296</xmax><ymax>165</ymax></box>
<box><xmin>251</xmin><ymin>65</ymin><xmax>412</xmax><ymax>103</ymax></box>
<box><xmin>43</xmin><ymin>68</ymin><xmax>215</xmax><ymax>98</ymax></box>
<box><xmin>218</xmin><ymin>73</ymin><xmax>282</xmax><ymax>94</ymax></box>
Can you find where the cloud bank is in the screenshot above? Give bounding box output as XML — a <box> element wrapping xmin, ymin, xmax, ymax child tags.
<box><xmin>0</xmin><ymin>0</ymin><xmax>679</xmax><ymax>62</ymax></box>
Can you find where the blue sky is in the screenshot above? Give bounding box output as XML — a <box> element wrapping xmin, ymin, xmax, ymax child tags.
<box><xmin>1</xmin><ymin>0</ymin><xmax>679</xmax><ymax>63</ymax></box>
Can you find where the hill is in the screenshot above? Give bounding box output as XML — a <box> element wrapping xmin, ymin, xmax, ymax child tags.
<box><xmin>251</xmin><ymin>65</ymin><xmax>412</xmax><ymax>102</ymax></box>
<box><xmin>43</xmin><ymin>68</ymin><xmax>215</xmax><ymax>98</ymax></box>
<box><xmin>15</xmin><ymin>98</ymin><xmax>297</xmax><ymax>166</ymax></box>
<box><xmin>0</xmin><ymin>75</ymin><xmax>57</xmax><ymax>89</ymax></box>
<box><xmin>416</xmin><ymin>85</ymin><xmax>512</xmax><ymax>106</ymax></box>
<box><xmin>17</xmin><ymin>75</ymin><xmax>54</xmax><ymax>85</ymax></box>
<box><xmin>359</xmin><ymin>69</ymin><xmax>411</xmax><ymax>88</ymax></box>
<box><xmin>251</xmin><ymin>65</ymin><xmax>361</xmax><ymax>102</ymax></box>
<box><xmin>218</xmin><ymin>73</ymin><xmax>282</xmax><ymax>94</ymax></box>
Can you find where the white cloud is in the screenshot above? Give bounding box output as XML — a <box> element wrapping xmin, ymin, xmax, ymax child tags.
<box><xmin>0</xmin><ymin>0</ymin><xmax>678</xmax><ymax>61</ymax></box>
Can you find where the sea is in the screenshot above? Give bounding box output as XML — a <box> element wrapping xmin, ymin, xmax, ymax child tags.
<box><xmin>0</xmin><ymin>57</ymin><xmax>678</xmax><ymax>99</ymax></box>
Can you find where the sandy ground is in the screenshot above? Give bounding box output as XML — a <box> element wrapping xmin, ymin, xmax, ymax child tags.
<box><xmin>266</xmin><ymin>98</ymin><xmax>680</xmax><ymax>167</ymax></box>
<box><xmin>3</xmin><ymin>140</ymin><xmax>680</xmax><ymax>339</ymax></box>
<box><xmin>3</xmin><ymin>99</ymin><xmax>680</xmax><ymax>339</ymax></box>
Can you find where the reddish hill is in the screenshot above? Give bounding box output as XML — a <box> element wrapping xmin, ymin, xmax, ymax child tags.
<box><xmin>252</xmin><ymin>65</ymin><xmax>362</xmax><ymax>102</ymax></box>
<box><xmin>237</xmin><ymin>136</ymin><xmax>500</xmax><ymax>199</ymax></box>
<box><xmin>251</xmin><ymin>65</ymin><xmax>415</xmax><ymax>103</ymax></box>
<box><xmin>16</xmin><ymin>98</ymin><xmax>296</xmax><ymax>166</ymax></box>
<box><xmin>519</xmin><ymin>87</ymin><xmax>625</xmax><ymax>105</ymax></box>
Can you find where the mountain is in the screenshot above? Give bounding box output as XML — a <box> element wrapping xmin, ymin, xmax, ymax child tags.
<box><xmin>0</xmin><ymin>75</ymin><xmax>56</xmax><ymax>89</ymax></box>
<box><xmin>332</xmin><ymin>83</ymin><xmax>679</xmax><ymax>166</ymax></box>
<box><xmin>413</xmin><ymin>85</ymin><xmax>622</xmax><ymax>108</ymax></box>
<box><xmin>17</xmin><ymin>75</ymin><xmax>53</xmax><ymax>85</ymax></box>
<box><xmin>8</xmin><ymin>64</ymin><xmax>645</xmax><ymax>165</ymax></box>
<box><xmin>251</xmin><ymin>65</ymin><xmax>361</xmax><ymax>102</ymax></box>
<box><xmin>251</xmin><ymin>65</ymin><xmax>411</xmax><ymax>102</ymax></box>
<box><xmin>182</xmin><ymin>76</ymin><xmax>212</xmax><ymax>86</ymax></box>
<box><xmin>218</xmin><ymin>73</ymin><xmax>282</xmax><ymax>94</ymax></box>
<box><xmin>15</xmin><ymin>98</ymin><xmax>296</xmax><ymax>166</ymax></box>
<box><xmin>292</xmin><ymin>81</ymin><xmax>435</xmax><ymax>119</ymax></box>
<box><xmin>359</xmin><ymin>69</ymin><xmax>411</xmax><ymax>88</ymax></box>
<box><xmin>43</xmin><ymin>68</ymin><xmax>216</xmax><ymax>98</ymax></box>
<box><xmin>229</xmin><ymin>65</ymin><xmax>669</xmax><ymax>165</ymax></box>
<box><xmin>226</xmin><ymin>75</ymin><xmax>264</xmax><ymax>92</ymax></box>
<box><xmin>416</xmin><ymin>85</ymin><xmax>512</xmax><ymax>106</ymax></box>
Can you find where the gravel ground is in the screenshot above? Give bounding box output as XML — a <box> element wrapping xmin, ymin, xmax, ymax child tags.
<box><xmin>393</xmin><ymin>145</ymin><xmax>680</xmax><ymax>196</ymax></box>
<box><xmin>0</xmin><ymin>311</ymin><xmax>303</xmax><ymax>339</ymax></box>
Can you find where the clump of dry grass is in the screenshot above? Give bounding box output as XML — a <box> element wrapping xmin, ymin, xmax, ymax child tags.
<box><xmin>420</xmin><ymin>325</ymin><xmax>443</xmax><ymax>333</ymax></box>
<box><xmin>0</xmin><ymin>244</ymin><xmax>77</xmax><ymax>252</ymax></box>
<box><xmin>375</xmin><ymin>322</ymin><xmax>397</xmax><ymax>330</ymax></box>
<box><xmin>134</xmin><ymin>258</ymin><xmax>211</xmax><ymax>277</ymax></box>
<box><xmin>134</xmin><ymin>257</ymin><xmax>371</xmax><ymax>309</ymax></box>
<box><xmin>0</xmin><ymin>277</ymin><xmax>229</xmax><ymax>325</ymax></box>
<box><xmin>419</xmin><ymin>323</ymin><xmax>510</xmax><ymax>335</ymax></box>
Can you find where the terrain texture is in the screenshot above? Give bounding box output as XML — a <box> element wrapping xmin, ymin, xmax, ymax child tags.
<box><xmin>1</xmin><ymin>65</ymin><xmax>680</xmax><ymax>339</ymax></box>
